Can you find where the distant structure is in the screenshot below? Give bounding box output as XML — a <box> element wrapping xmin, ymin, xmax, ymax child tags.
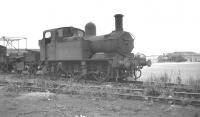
<box><xmin>0</xmin><ymin>36</ymin><xmax>27</xmax><ymax>52</ymax></box>
<box><xmin>158</xmin><ymin>51</ymin><xmax>200</xmax><ymax>62</ymax></box>
<box><xmin>146</xmin><ymin>55</ymin><xmax>159</xmax><ymax>63</ymax></box>
<box><xmin>172</xmin><ymin>52</ymin><xmax>200</xmax><ymax>62</ymax></box>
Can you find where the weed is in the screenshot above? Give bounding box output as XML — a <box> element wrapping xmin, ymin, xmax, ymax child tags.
<box><xmin>186</xmin><ymin>76</ymin><xmax>200</xmax><ymax>89</ymax></box>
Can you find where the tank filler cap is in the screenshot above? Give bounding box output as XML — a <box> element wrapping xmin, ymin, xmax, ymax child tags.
<box><xmin>85</xmin><ymin>22</ymin><xmax>96</xmax><ymax>36</ymax></box>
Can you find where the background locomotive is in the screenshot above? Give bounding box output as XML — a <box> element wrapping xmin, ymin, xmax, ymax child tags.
<box><xmin>39</xmin><ymin>14</ymin><xmax>151</xmax><ymax>82</ymax></box>
<box><xmin>0</xmin><ymin>45</ymin><xmax>40</xmax><ymax>73</ymax></box>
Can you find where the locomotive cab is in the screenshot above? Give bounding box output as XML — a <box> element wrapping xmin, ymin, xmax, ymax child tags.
<box><xmin>42</xmin><ymin>27</ymin><xmax>85</xmax><ymax>43</ymax></box>
<box><xmin>39</xmin><ymin>27</ymin><xmax>89</xmax><ymax>61</ymax></box>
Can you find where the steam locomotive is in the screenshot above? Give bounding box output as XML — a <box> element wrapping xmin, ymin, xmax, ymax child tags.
<box><xmin>39</xmin><ymin>14</ymin><xmax>151</xmax><ymax>82</ymax></box>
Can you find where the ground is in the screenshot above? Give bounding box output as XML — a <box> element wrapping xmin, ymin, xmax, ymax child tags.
<box><xmin>0</xmin><ymin>85</ymin><xmax>200</xmax><ymax>117</ymax></box>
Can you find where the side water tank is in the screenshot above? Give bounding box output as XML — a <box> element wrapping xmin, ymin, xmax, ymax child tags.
<box><xmin>85</xmin><ymin>22</ymin><xmax>96</xmax><ymax>36</ymax></box>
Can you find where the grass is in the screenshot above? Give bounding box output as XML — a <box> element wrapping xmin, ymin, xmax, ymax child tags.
<box><xmin>144</xmin><ymin>72</ymin><xmax>200</xmax><ymax>96</ymax></box>
<box><xmin>145</xmin><ymin>72</ymin><xmax>172</xmax><ymax>85</ymax></box>
<box><xmin>3</xmin><ymin>83</ymin><xmax>21</xmax><ymax>98</ymax></box>
<box><xmin>145</xmin><ymin>71</ymin><xmax>200</xmax><ymax>85</ymax></box>
<box><xmin>185</xmin><ymin>76</ymin><xmax>200</xmax><ymax>89</ymax></box>
<box><xmin>144</xmin><ymin>73</ymin><xmax>173</xmax><ymax>97</ymax></box>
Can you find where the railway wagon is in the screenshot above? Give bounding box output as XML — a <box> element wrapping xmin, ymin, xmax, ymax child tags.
<box><xmin>0</xmin><ymin>45</ymin><xmax>7</xmax><ymax>72</ymax></box>
<box><xmin>0</xmin><ymin>45</ymin><xmax>6</xmax><ymax>63</ymax></box>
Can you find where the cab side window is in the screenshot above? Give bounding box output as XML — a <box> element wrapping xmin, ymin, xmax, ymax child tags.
<box><xmin>57</xmin><ymin>29</ymin><xmax>63</xmax><ymax>37</ymax></box>
<box><xmin>63</xmin><ymin>28</ymin><xmax>73</xmax><ymax>37</ymax></box>
<box><xmin>45</xmin><ymin>32</ymin><xmax>51</xmax><ymax>38</ymax></box>
<box><xmin>77</xmin><ymin>30</ymin><xmax>84</xmax><ymax>37</ymax></box>
<box><xmin>44</xmin><ymin>31</ymin><xmax>51</xmax><ymax>44</ymax></box>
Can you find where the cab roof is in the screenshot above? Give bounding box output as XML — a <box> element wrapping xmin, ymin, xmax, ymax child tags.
<box><xmin>43</xmin><ymin>26</ymin><xmax>85</xmax><ymax>33</ymax></box>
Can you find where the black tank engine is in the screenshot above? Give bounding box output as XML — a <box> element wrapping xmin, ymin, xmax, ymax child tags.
<box><xmin>39</xmin><ymin>14</ymin><xmax>151</xmax><ymax>82</ymax></box>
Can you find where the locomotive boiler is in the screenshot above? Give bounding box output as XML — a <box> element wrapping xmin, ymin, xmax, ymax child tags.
<box><xmin>39</xmin><ymin>14</ymin><xmax>151</xmax><ymax>82</ymax></box>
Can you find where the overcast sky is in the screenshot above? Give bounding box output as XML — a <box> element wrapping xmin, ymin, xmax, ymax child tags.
<box><xmin>0</xmin><ymin>0</ymin><xmax>200</xmax><ymax>55</ymax></box>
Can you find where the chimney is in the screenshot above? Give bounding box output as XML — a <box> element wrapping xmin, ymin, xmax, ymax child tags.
<box><xmin>114</xmin><ymin>14</ymin><xmax>123</xmax><ymax>31</ymax></box>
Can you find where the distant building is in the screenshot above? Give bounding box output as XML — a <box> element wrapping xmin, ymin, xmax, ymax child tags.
<box><xmin>172</xmin><ymin>52</ymin><xmax>200</xmax><ymax>62</ymax></box>
<box><xmin>151</xmin><ymin>51</ymin><xmax>200</xmax><ymax>63</ymax></box>
<box><xmin>157</xmin><ymin>51</ymin><xmax>200</xmax><ymax>62</ymax></box>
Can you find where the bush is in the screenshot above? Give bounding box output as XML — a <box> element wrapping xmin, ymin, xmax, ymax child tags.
<box><xmin>145</xmin><ymin>87</ymin><xmax>161</xmax><ymax>96</ymax></box>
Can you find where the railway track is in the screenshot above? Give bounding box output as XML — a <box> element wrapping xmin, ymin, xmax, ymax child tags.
<box><xmin>0</xmin><ymin>75</ymin><xmax>200</xmax><ymax>107</ymax></box>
